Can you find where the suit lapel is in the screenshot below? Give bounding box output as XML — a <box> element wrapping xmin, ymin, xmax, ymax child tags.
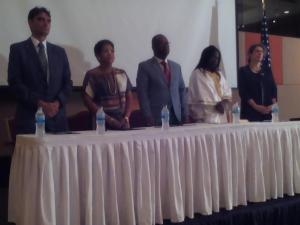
<box><xmin>25</xmin><ymin>38</ymin><xmax>44</xmax><ymax>73</ymax></box>
<box><xmin>151</xmin><ymin>57</ymin><xmax>168</xmax><ymax>87</ymax></box>
<box><xmin>168</xmin><ymin>61</ymin><xmax>175</xmax><ymax>89</ymax></box>
<box><xmin>46</xmin><ymin>43</ymin><xmax>55</xmax><ymax>85</ymax></box>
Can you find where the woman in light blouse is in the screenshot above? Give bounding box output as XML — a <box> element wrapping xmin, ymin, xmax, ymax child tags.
<box><xmin>188</xmin><ymin>45</ymin><xmax>232</xmax><ymax>123</ymax></box>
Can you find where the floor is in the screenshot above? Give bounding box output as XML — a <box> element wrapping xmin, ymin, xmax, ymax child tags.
<box><xmin>0</xmin><ymin>156</ymin><xmax>13</xmax><ymax>225</ymax></box>
<box><xmin>0</xmin><ymin>188</ymin><xmax>9</xmax><ymax>225</ymax></box>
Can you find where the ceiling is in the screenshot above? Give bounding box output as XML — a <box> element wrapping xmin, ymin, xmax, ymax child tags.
<box><xmin>236</xmin><ymin>0</ymin><xmax>300</xmax><ymax>37</ymax></box>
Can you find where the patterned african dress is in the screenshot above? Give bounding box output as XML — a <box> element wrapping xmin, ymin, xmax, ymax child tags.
<box><xmin>83</xmin><ymin>68</ymin><xmax>132</xmax><ymax>121</ymax></box>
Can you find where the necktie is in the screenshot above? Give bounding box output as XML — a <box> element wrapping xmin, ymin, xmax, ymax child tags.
<box><xmin>161</xmin><ymin>61</ymin><xmax>171</xmax><ymax>85</ymax></box>
<box><xmin>38</xmin><ymin>42</ymin><xmax>48</xmax><ymax>82</ymax></box>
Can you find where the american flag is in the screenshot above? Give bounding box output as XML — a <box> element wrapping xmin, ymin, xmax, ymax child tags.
<box><xmin>261</xmin><ymin>7</ymin><xmax>272</xmax><ymax>68</ymax></box>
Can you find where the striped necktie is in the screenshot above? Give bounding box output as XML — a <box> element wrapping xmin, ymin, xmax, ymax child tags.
<box><xmin>38</xmin><ymin>42</ymin><xmax>48</xmax><ymax>82</ymax></box>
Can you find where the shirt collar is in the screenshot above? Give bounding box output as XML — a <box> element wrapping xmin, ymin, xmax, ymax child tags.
<box><xmin>155</xmin><ymin>56</ymin><xmax>168</xmax><ymax>64</ymax></box>
<box><xmin>31</xmin><ymin>36</ymin><xmax>47</xmax><ymax>49</ymax></box>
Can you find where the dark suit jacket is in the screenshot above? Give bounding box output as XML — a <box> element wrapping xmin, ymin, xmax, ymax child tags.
<box><xmin>8</xmin><ymin>38</ymin><xmax>72</xmax><ymax>134</ymax></box>
<box><xmin>136</xmin><ymin>57</ymin><xmax>187</xmax><ymax>125</ymax></box>
<box><xmin>238</xmin><ymin>65</ymin><xmax>277</xmax><ymax>122</ymax></box>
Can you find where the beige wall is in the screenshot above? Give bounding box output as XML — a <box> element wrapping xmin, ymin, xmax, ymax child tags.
<box><xmin>238</xmin><ymin>32</ymin><xmax>246</xmax><ymax>67</ymax></box>
<box><xmin>282</xmin><ymin>37</ymin><xmax>300</xmax><ymax>85</ymax></box>
<box><xmin>278</xmin><ymin>85</ymin><xmax>300</xmax><ymax>121</ymax></box>
<box><xmin>279</xmin><ymin>36</ymin><xmax>300</xmax><ymax>120</ymax></box>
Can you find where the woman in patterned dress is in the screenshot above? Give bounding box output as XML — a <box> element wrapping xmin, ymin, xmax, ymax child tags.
<box><xmin>82</xmin><ymin>40</ymin><xmax>133</xmax><ymax>130</ymax></box>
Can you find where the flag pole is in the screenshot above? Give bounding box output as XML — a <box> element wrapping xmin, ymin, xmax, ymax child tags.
<box><xmin>261</xmin><ymin>0</ymin><xmax>271</xmax><ymax>68</ymax></box>
<box><xmin>262</xmin><ymin>0</ymin><xmax>265</xmax><ymax>11</ymax></box>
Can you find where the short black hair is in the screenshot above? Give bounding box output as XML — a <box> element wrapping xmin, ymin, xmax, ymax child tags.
<box><xmin>28</xmin><ymin>7</ymin><xmax>51</xmax><ymax>20</ymax></box>
<box><xmin>94</xmin><ymin>39</ymin><xmax>114</xmax><ymax>56</ymax></box>
<box><xmin>247</xmin><ymin>43</ymin><xmax>266</xmax><ymax>63</ymax></box>
<box><xmin>152</xmin><ymin>34</ymin><xmax>166</xmax><ymax>49</ymax></box>
<box><xmin>196</xmin><ymin>45</ymin><xmax>221</xmax><ymax>70</ymax></box>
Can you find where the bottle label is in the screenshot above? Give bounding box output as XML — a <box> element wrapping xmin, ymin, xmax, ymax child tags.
<box><xmin>232</xmin><ymin>107</ymin><xmax>240</xmax><ymax>114</ymax></box>
<box><xmin>96</xmin><ymin>115</ymin><xmax>105</xmax><ymax>125</ymax></box>
<box><xmin>161</xmin><ymin>113</ymin><xmax>169</xmax><ymax>121</ymax></box>
<box><xmin>36</xmin><ymin>115</ymin><xmax>45</xmax><ymax>124</ymax></box>
<box><xmin>271</xmin><ymin>104</ymin><xmax>279</xmax><ymax>113</ymax></box>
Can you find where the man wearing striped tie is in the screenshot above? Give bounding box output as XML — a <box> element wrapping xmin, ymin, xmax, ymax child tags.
<box><xmin>8</xmin><ymin>6</ymin><xmax>73</xmax><ymax>134</ymax></box>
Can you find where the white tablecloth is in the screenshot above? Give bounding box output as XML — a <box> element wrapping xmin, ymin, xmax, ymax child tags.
<box><xmin>8</xmin><ymin>122</ymin><xmax>300</xmax><ymax>225</ymax></box>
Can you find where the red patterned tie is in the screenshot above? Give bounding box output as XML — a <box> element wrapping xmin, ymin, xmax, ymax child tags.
<box><xmin>161</xmin><ymin>61</ymin><xmax>171</xmax><ymax>85</ymax></box>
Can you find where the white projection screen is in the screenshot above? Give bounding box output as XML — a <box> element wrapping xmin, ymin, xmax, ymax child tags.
<box><xmin>0</xmin><ymin>0</ymin><xmax>237</xmax><ymax>87</ymax></box>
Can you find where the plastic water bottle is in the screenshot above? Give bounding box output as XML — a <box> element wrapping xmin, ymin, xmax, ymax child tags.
<box><xmin>271</xmin><ymin>103</ymin><xmax>279</xmax><ymax>122</ymax></box>
<box><xmin>35</xmin><ymin>107</ymin><xmax>45</xmax><ymax>137</ymax></box>
<box><xmin>96</xmin><ymin>107</ymin><xmax>106</xmax><ymax>134</ymax></box>
<box><xmin>231</xmin><ymin>102</ymin><xmax>240</xmax><ymax>124</ymax></box>
<box><xmin>161</xmin><ymin>105</ymin><xmax>170</xmax><ymax>131</ymax></box>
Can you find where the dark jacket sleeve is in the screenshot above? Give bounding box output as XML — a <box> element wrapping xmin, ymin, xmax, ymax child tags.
<box><xmin>238</xmin><ymin>67</ymin><xmax>252</xmax><ymax>102</ymax></box>
<box><xmin>56</xmin><ymin>49</ymin><xmax>72</xmax><ymax>106</ymax></box>
<box><xmin>178</xmin><ymin>66</ymin><xmax>188</xmax><ymax>120</ymax></box>
<box><xmin>266</xmin><ymin>68</ymin><xmax>277</xmax><ymax>100</ymax></box>
<box><xmin>8</xmin><ymin>44</ymin><xmax>41</xmax><ymax>108</ymax></box>
<box><xmin>136</xmin><ymin>63</ymin><xmax>152</xmax><ymax>118</ymax></box>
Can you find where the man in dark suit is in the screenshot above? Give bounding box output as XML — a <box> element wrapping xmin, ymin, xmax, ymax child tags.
<box><xmin>136</xmin><ymin>34</ymin><xmax>188</xmax><ymax>126</ymax></box>
<box><xmin>8</xmin><ymin>7</ymin><xmax>72</xmax><ymax>134</ymax></box>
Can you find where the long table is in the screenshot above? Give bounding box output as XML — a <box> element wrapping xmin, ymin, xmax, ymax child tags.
<box><xmin>8</xmin><ymin>122</ymin><xmax>300</xmax><ymax>225</ymax></box>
